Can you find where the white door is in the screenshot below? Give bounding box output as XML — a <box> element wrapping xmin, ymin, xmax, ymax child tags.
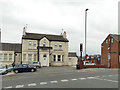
<box><xmin>43</xmin><ymin>55</ymin><xmax>47</xmax><ymax>66</ymax></box>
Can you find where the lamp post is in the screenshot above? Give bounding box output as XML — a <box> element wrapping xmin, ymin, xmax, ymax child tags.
<box><xmin>85</xmin><ymin>8</ymin><xmax>89</xmax><ymax>57</ymax></box>
<box><xmin>84</xmin><ymin>8</ymin><xmax>89</xmax><ymax>68</ymax></box>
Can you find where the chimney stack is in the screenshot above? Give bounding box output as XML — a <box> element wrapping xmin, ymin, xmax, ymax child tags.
<box><xmin>63</xmin><ymin>31</ymin><xmax>66</xmax><ymax>38</ymax></box>
<box><xmin>23</xmin><ymin>27</ymin><xmax>26</xmax><ymax>36</ymax></box>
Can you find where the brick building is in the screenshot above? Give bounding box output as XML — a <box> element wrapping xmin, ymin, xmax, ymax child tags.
<box><xmin>101</xmin><ymin>34</ymin><xmax>120</xmax><ymax>68</ymax></box>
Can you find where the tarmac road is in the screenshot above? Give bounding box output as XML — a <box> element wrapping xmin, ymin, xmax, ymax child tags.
<box><xmin>1</xmin><ymin>66</ymin><xmax>119</xmax><ymax>89</ymax></box>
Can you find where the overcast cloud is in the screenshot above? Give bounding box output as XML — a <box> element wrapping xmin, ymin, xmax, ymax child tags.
<box><xmin>0</xmin><ymin>0</ymin><xmax>119</xmax><ymax>56</ymax></box>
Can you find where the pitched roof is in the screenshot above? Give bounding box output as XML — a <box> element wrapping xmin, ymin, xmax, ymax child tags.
<box><xmin>68</xmin><ymin>52</ymin><xmax>78</xmax><ymax>57</ymax></box>
<box><xmin>22</xmin><ymin>32</ymin><xmax>69</xmax><ymax>42</ymax></box>
<box><xmin>0</xmin><ymin>43</ymin><xmax>22</xmax><ymax>52</ymax></box>
<box><xmin>110</xmin><ymin>34</ymin><xmax>120</xmax><ymax>42</ymax></box>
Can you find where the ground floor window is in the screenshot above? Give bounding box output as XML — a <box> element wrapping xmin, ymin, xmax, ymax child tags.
<box><xmin>62</xmin><ymin>55</ymin><xmax>64</xmax><ymax>62</ymax></box>
<box><xmin>18</xmin><ymin>54</ymin><xmax>21</xmax><ymax>61</ymax></box>
<box><xmin>53</xmin><ymin>55</ymin><xmax>56</xmax><ymax>61</ymax></box>
<box><xmin>34</xmin><ymin>54</ymin><xmax>37</xmax><ymax>61</ymax></box>
<box><xmin>0</xmin><ymin>54</ymin><xmax>2</xmax><ymax>61</ymax></box>
<box><xmin>9</xmin><ymin>54</ymin><xmax>12</xmax><ymax>61</ymax></box>
<box><xmin>58</xmin><ymin>55</ymin><xmax>61</xmax><ymax>61</ymax></box>
<box><xmin>23</xmin><ymin>54</ymin><xmax>26</xmax><ymax>61</ymax></box>
<box><xmin>4</xmin><ymin>54</ymin><xmax>7</xmax><ymax>61</ymax></box>
<box><xmin>28</xmin><ymin>54</ymin><xmax>32</xmax><ymax>61</ymax></box>
<box><xmin>69</xmin><ymin>58</ymin><xmax>72</xmax><ymax>62</ymax></box>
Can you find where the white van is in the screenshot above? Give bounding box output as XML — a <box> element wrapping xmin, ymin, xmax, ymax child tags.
<box><xmin>83</xmin><ymin>61</ymin><xmax>96</xmax><ymax>66</ymax></box>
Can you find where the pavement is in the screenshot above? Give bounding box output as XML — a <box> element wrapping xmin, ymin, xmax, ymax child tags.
<box><xmin>1</xmin><ymin>66</ymin><xmax>119</xmax><ymax>89</ymax></box>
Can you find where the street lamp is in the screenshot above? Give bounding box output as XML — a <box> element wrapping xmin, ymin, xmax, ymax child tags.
<box><xmin>84</xmin><ymin>8</ymin><xmax>89</xmax><ymax>67</ymax></box>
<box><xmin>85</xmin><ymin>8</ymin><xmax>89</xmax><ymax>57</ymax></box>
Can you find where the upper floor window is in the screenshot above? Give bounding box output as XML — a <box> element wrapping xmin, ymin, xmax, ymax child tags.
<box><xmin>43</xmin><ymin>42</ymin><xmax>46</xmax><ymax>47</ymax></box>
<box><xmin>54</xmin><ymin>44</ymin><xmax>57</xmax><ymax>50</ymax></box>
<box><xmin>106</xmin><ymin>39</ymin><xmax>108</xmax><ymax>44</ymax></box>
<box><xmin>9</xmin><ymin>54</ymin><xmax>12</xmax><ymax>61</ymax></box>
<box><xmin>111</xmin><ymin>38</ymin><xmax>113</xmax><ymax>43</ymax></box>
<box><xmin>28</xmin><ymin>41</ymin><xmax>32</xmax><ymax>49</ymax></box>
<box><xmin>34</xmin><ymin>41</ymin><xmax>37</xmax><ymax>49</ymax></box>
<box><xmin>59</xmin><ymin>44</ymin><xmax>62</xmax><ymax>50</ymax></box>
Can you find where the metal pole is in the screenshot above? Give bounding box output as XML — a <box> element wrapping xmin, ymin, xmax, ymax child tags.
<box><xmin>85</xmin><ymin>8</ymin><xmax>88</xmax><ymax>57</ymax></box>
<box><xmin>85</xmin><ymin>9</ymin><xmax>88</xmax><ymax>68</ymax></box>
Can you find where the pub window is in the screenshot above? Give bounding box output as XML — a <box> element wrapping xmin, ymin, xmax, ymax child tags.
<box><xmin>23</xmin><ymin>54</ymin><xmax>26</xmax><ymax>61</ymax></box>
<box><xmin>34</xmin><ymin>54</ymin><xmax>37</xmax><ymax>61</ymax></box>
<box><xmin>54</xmin><ymin>44</ymin><xmax>57</xmax><ymax>50</ymax></box>
<box><xmin>34</xmin><ymin>41</ymin><xmax>37</xmax><ymax>49</ymax></box>
<box><xmin>59</xmin><ymin>44</ymin><xmax>62</xmax><ymax>50</ymax></box>
<box><xmin>69</xmin><ymin>58</ymin><xmax>72</xmax><ymax>61</ymax></box>
<box><xmin>58</xmin><ymin>55</ymin><xmax>61</xmax><ymax>61</ymax></box>
<box><xmin>43</xmin><ymin>42</ymin><xmax>46</xmax><ymax>47</ymax></box>
<box><xmin>4</xmin><ymin>54</ymin><xmax>7</xmax><ymax>61</ymax></box>
<box><xmin>9</xmin><ymin>54</ymin><xmax>12</xmax><ymax>61</ymax></box>
<box><xmin>28</xmin><ymin>41</ymin><xmax>32</xmax><ymax>49</ymax></box>
<box><xmin>0</xmin><ymin>54</ymin><xmax>2</xmax><ymax>61</ymax></box>
<box><xmin>62</xmin><ymin>55</ymin><xmax>64</xmax><ymax>62</ymax></box>
<box><xmin>28</xmin><ymin>54</ymin><xmax>32</xmax><ymax>61</ymax></box>
<box><xmin>53</xmin><ymin>55</ymin><xmax>56</xmax><ymax>61</ymax></box>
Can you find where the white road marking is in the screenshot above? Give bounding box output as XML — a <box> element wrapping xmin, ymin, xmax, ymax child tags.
<box><xmin>4</xmin><ymin>86</ymin><xmax>12</xmax><ymax>89</ymax></box>
<box><xmin>94</xmin><ymin>76</ymin><xmax>100</xmax><ymax>78</ymax></box>
<box><xmin>50</xmin><ymin>81</ymin><xmax>58</xmax><ymax>83</ymax></box>
<box><xmin>87</xmin><ymin>77</ymin><xmax>95</xmax><ymax>79</ymax></box>
<box><xmin>71</xmin><ymin>79</ymin><xmax>77</xmax><ymax>81</ymax></box>
<box><xmin>40</xmin><ymin>82</ymin><xmax>47</xmax><ymax>85</ymax></box>
<box><xmin>79</xmin><ymin>78</ymin><xmax>86</xmax><ymax>80</ymax></box>
<box><xmin>108</xmin><ymin>75</ymin><xmax>113</xmax><ymax>76</ymax></box>
<box><xmin>103</xmin><ymin>79</ymin><xmax>118</xmax><ymax>83</ymax></box>
<box><xmin>102</xmin><ymin>75</ymin><xmax>107</xmax><ymax>77</ymax></box>
<box><xmin>94</xmin><ymin>78</ymin><xmax>103</xmax><ymax>80</ymax></box>
<box><xmin>61</xmin><ymin>79</ymin><xmax>69</xmax><ymax>82</ymax></box>
<box><xmin>16</xmin><ymin>85</ymin><xmax>24</xmax><ymax>88</ymax></box>
<box><xmin>28</xmin><ymin>83</ymin><xmax>36</xmax><ymax>86</ymax></box>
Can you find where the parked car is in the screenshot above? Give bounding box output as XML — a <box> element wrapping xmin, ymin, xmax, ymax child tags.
<box><xmin>13</xmin><ymin>64</ymin><xmax>37</xmax><ymax>74</ymax></box>
<box><xmin>0</xmin><ymin>65</ymin><xmax>8</xmax><ymax>75</ymax></box>
<box><xmin>83</xmin><ymin>61</ymin><xmax>96</xmax><ymax>66</ymax></box>
<box><xmin>7</xmin><ymin>64</ymin><xmax>13</xmax><ymax>72</ymax></box>
<box><xmin>29</xmin><ymin>61</ymin><xmax>41</xmax><ymax>69</ymax></box>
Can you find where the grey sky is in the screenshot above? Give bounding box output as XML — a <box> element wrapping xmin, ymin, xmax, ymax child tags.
<box><xmin>0</xmin><ymin>0</ymin><xmax>119</xmax><ymax>56</ymax></box>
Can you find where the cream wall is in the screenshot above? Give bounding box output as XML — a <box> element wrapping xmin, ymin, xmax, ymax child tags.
<box><xmin>22</xmin><ymin>37</ymin><xmax>68</xmax><ymax>66</ymax></box>
<box><xmin>39</xmin><ymin>37</ymin><xmax>50</xmax><ymax>47</ymax></box>
<box><xmin>22</xmin><ymin>39</ymin><xmax>38</xmax><ymax>63</ymax></box>
<box><xmin>68</xmin><ymin>57</ymin><xmax>78</xmax><ymax>66</ymax></box>
<box><xmin>0</xmin><ymin>51</ymin><xmax>14</xmax><ymax>65</ymax></box>
<box><xmin>50</xmin><ymin>41</ymin><xmax>68</xmax><ymax>66</ymax></box>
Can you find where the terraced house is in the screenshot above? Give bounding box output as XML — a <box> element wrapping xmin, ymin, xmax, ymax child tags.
<box><xmin>0</xmin><ymin>43</ymin><xmax>22</xmax><ymax>65</ymax></box>
<box><xmin>22</xmin><ymin>27</ymin><xmax>69</xmax><ymax>67</ymax></box>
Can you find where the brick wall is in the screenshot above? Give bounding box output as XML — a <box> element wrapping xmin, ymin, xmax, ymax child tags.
<box><xmin>101</xmin><ymin>34</ymin><xmax>119</xmax><ymax>68</ymax></box>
